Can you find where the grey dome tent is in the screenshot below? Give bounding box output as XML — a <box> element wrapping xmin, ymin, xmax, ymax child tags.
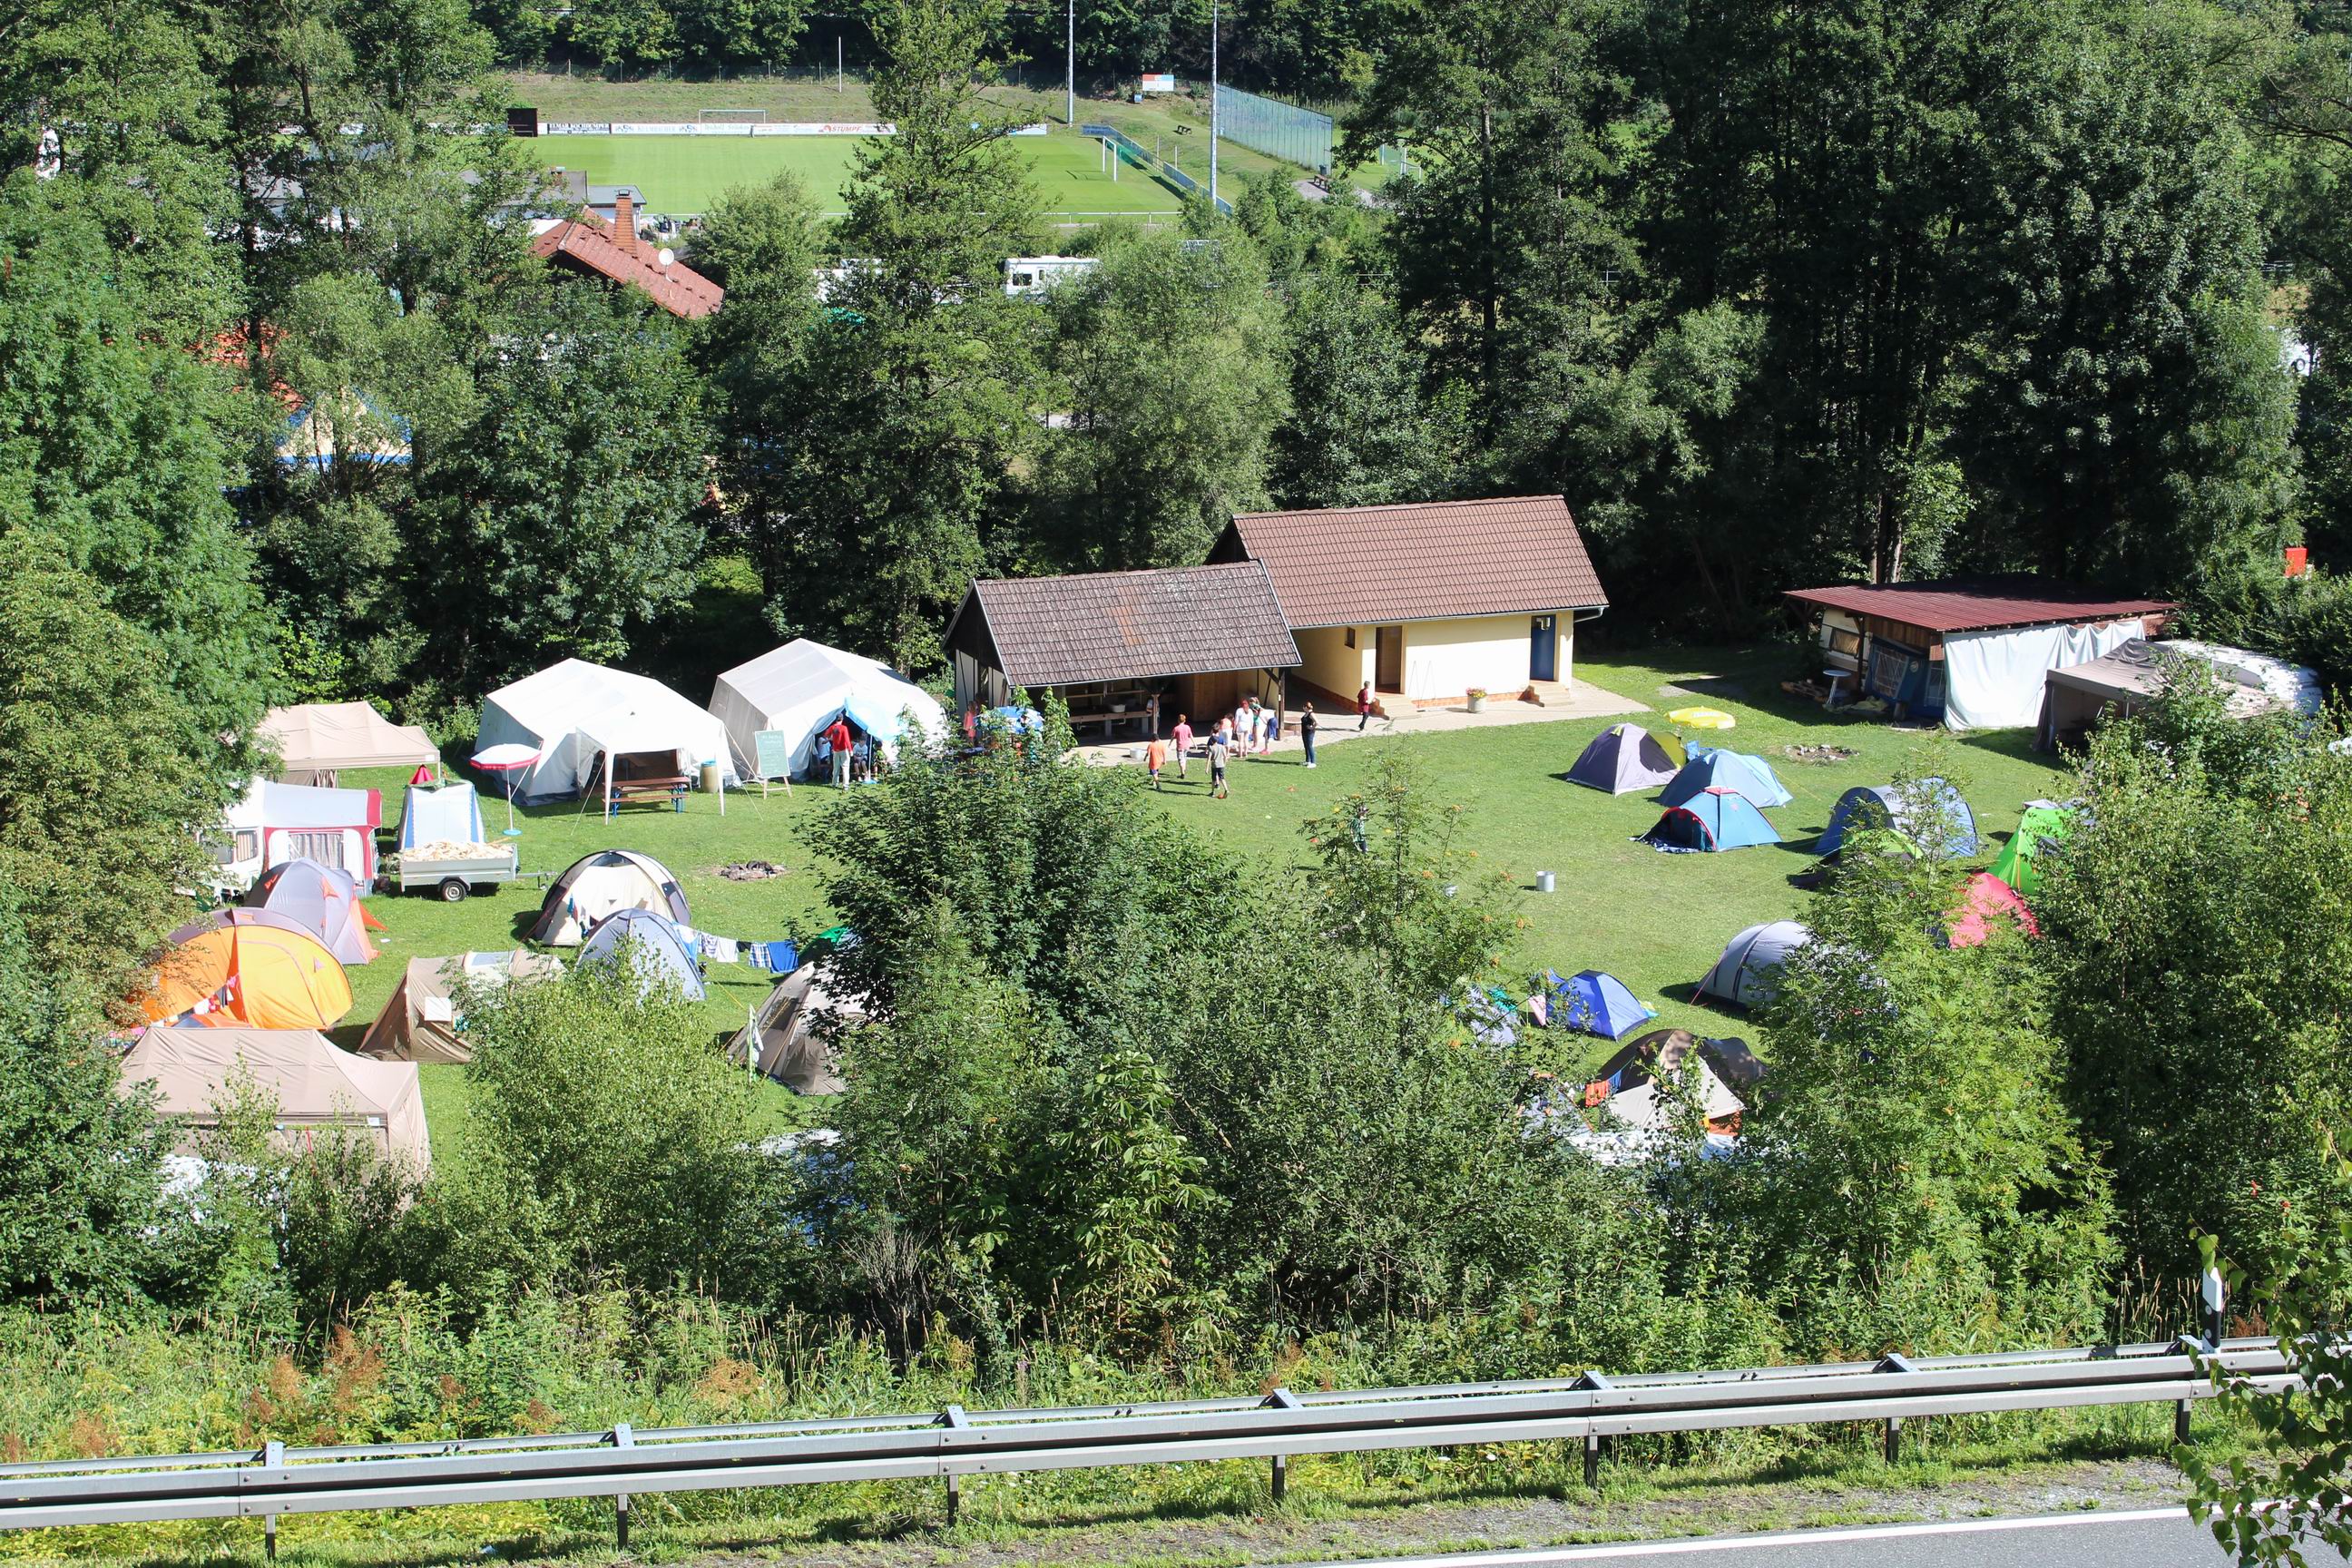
<box><xmin>1567</xmin><ymin>724</ymin><xmax>1681</xmax><ymax>794</ymax></box>
<box><xmin>1816</xmin><ymin>779</ymin><xmax>1979</xmax><ymax>857</ymax></box>
<box><xmin>577</xmin><ymin>907</ymin><xmax>706</xmax><ymax>1001</ymax></box>
<box><xmin>1699</xmin><ymin>920</ymin><xmax>1811</xmax><ymax>1009</ymax></box>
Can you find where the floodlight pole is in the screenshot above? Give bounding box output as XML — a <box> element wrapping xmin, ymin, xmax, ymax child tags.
<box><xmin>1065</xmin><ymin>0</ymin><xmax>1075</xmax><ymax>126</ymax></box>
<box><xmin>1208</xmin><ymin>0</ymin><xmax>1219</xmax><ymax>213</ymax></box>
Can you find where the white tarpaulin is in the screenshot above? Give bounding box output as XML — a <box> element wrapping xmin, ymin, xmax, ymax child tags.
<box><xmin>1942</xmin><ymin>619</ymin><xmax>2145</xmax><ymax>732</ymax></box>
<box><xmin>475</xmin><ymin>660</ymin><xmax>737</xmax><ymax>805</ymax></box>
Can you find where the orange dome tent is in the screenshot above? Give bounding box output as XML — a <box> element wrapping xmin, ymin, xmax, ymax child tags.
<box><xmin>138</xmin><ymin>909</ymin><xmax>354</xmax><ymax>1030</ymax></box>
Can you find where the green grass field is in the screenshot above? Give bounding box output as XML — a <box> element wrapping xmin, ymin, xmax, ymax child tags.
<box><xmin>545</xmin><ymin>132</ymin><xmax>1186</xmax><ymax>217</ymax></box>
<box><xmin>334</xmin><ymin>644</ymin><xmax>2071</xmax><ymax>1160</ymax></box>
<box><xmin>1131</xmin><ymin>645</ymin><xmax>2071</xmax><ymax>1051</ymax></box>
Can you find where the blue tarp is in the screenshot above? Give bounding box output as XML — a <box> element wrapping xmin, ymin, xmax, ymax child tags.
<box><xmin>1547</xmin><ymin>969</ymin><xmax>1658</xmax><ymax>1039</ymax></box>
<box><xmin>1661</xmin><ymin>748</ymin><xmax>1793</xmax><ymax>808</ymax></box>
<box><xmin>1817</xmin><ymin>779</ymin><xmax>1979</xmax><ymax>857</ymax></box>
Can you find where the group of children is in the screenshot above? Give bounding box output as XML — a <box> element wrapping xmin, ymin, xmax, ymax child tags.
<box><xmin>1142</xmin><ymin>694</ymin><xmax>1322</xmax><ymax>799</ymax></box>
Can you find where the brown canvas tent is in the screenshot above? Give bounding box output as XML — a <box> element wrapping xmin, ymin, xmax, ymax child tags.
<box><xmin>358</xmin><ymin>951</ymin><xmax>562</xmax><ymax>1064</ymax></box>
<box><xmin>260</xmin><ymin>701</ymin><xmax>439</xmax><ymax>786</ymax></box>
<box><xmin>724</xmin><ymin>963</ymin><xmax>856</xmax><ymax>1094</ymax></box>
<box><xmin>122</xmin><ymin>1025</ymin><xmax>431</xmax><ymax>1171</ymax></box>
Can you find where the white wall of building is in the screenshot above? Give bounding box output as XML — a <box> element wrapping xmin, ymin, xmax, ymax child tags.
<box><xmin>1294</xmin><ymin>623</ymin><xmax>1370</xmax><ymax>701</ymax></box>
<box><xmin>1396</xmin><ymin>613</ymin><xmax>1571</xmax><ymax>701</ymax></box>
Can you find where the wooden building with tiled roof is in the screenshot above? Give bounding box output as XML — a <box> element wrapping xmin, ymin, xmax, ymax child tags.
<box><xmin>946</xmin><ymin>563</ymin><xmax>1300</xmax><ymax>737</ymax></box>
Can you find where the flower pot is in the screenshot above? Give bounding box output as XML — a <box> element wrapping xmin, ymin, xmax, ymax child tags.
<box><xmin>1465</xmin><ymin>694</ymin><xmax>1485</xmax><ymax>713</ymax></box>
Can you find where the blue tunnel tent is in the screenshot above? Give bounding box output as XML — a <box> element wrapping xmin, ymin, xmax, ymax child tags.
<box><xmin>1566</xmin><ymin>724</ymin><xmax>1681</xmax><ymax>795</ymax></box>
<box><xmin>1639</xmin><ymin>789</ymin><xmax>1781</xmax><ymax>853</ymax></box>
<box><xmin>1815</xmin><ymin>779</ymin><xmax>1979</xmax><ymax>857</ymax></box>
<box><xmin>1547</xmin><ymin>969</ymin><xmax>1658</xmax><ymax>1039</ymax></box>
<box><xmin>1659</xmin><ymin>748</ymin><xmax>1793</xmax><ymax>809</ymax></box>
<box><xmin>576</xmin><ymin>907</ymin><xmax>706</xmax><ymax>1001</ymax></box>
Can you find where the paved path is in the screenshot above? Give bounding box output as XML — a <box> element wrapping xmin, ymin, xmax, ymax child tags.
<box><xmin>1287</xmin><ymin>1508</ymin><xmax>2222</xmax><ymax>1568</ymax></box>
<box><xmin>1071</xmin><ymin>680</ymin><xmax>1648</xmax><ymax>767</ymax></box>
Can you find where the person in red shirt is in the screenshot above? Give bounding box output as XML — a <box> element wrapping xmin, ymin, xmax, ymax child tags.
<box><xmin>825</xmin><ymin>716</ymin><xmax>855</xmax><ymax>788</ymax></box>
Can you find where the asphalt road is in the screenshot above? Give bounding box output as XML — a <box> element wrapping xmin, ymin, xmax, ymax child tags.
<box><xmin>1294</xmin><ymin>1508</ymin><xmax>2234</xmax><ymax>1568</ymax></box>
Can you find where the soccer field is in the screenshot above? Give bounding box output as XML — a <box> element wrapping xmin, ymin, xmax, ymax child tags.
<box><xmin>544</xmin><ymin>133</ymin><xmax>1186</xmax><ymax>219</ymax></box>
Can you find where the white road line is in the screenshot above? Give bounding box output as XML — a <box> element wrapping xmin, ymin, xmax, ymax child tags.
<box><xmin>1306</xmin><ymin>1507</ymin><xmax>2191</xmax><ymax>1567</ymax></box>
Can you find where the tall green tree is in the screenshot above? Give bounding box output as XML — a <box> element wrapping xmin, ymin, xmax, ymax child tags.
<box><xmin>0</xmin><ymin>536</ymin><xmax>220</xmax><ymax>1020</ymax></box>
<box><xmin>0</xmin><ymin>894</ymin><xmax>177</xmax><ymax>1307</ymax></box>
<box><xmin>407</xmin><ymin>285</ymin><xmax>710</xmax><ymax>698</ymax></box>
<box><xmin>739</xmin><ymin>0</ymin><xmax>1047</xmax><ymax>671</ymax></box>
<box><xmin>1031</xmin><ymin>229</ymin><xmax>1289</xmax><ymax>569</ymax></box>
<box><xmin>1958</xmin><ymin>3</ymin><xmax>2298</xmax><ymax>593</ymax></box>
<box><xmin>1270</xmin><ymin>265</ymin><xmax>1455</xmax><ymax>509</ymax></box>
<box><xmin>0</xmin><ymin>203</ymin><xmax>273</xmax><ymax>772</ymax></box>
<box><xmin>2035</xmin><ymin>681</ymin><xmax>2352</xmax><ymax>1283</ymax></box>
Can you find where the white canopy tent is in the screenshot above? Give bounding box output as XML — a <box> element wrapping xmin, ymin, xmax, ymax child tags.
<box><xmin>709</xmin><ymin>639</ymin><xmax>947</xmax><ymax>781</ymax></box>
<box><xmin>475</xmin><ymin>660</ymin><xmax>737</xmax><ymax>806</ymax></box>
<box><xmin>259</xmin><ymin>701</ymin><xmax>438</xmax><ymax>786</ymax></box>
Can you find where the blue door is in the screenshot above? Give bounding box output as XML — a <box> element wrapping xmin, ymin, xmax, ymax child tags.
<box><xmin>1530</xmin><ymin>616</ymin><xmax>1558</xmax><ymax>682</ymax></box>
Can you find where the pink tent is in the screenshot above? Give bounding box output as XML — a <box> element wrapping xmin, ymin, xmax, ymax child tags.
<box><xmin>1945</xmin><ymin>872</ymin><xmax>2040</xmax><ymax>948</ymax></box>
<box><xmin>244</xmin><ymin>857</ymin><xmax>382</xmax><ymax>965</ymax></box>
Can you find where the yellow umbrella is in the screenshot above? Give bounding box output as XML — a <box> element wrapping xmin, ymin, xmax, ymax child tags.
<box><xmin>1668</xmin><ymin>706</ymin><xmax>1737</xmax><ymax>731</ymax></box>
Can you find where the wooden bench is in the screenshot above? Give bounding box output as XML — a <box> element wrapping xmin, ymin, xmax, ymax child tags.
<box><xmin>605</xmin><ymin>776</ymin><xmax>690</xmax><ymax>818</ymax></box>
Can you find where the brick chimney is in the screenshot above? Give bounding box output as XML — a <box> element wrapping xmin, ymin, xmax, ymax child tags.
<box><xmin>614</xmin><ymin>190</ymin><xmax>636</xmax><ymax>255</ymax></box>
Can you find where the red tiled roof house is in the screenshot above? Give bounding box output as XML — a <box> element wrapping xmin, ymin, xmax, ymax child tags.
<box><xmin>1209</xmin><ymin>495</ymin><xmax>1609</xmax><ymax>711</ymax></box>
<box><xmin>530</xmin><ymin>191</ymin><xmax>724</xmax><ymax>319</ymax></box>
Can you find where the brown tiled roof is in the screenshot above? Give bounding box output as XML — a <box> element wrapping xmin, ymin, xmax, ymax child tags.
<box><xmin>958</xmin><ymin>563</ymin><xmax>1301</xmax><ymax>688</ymax></box>
<box><xmin>531</xmin><ymin>210</ymin><xmax>724</xmax><ymax>319</ymax></box>
<box><xmin>1223</xmin><ymin>495</ymin><xmax>1607</xmax><ymax>627</ymax></box>
<box><xmin>1784</xmin><ymin>578</ymin><xmax>2174</xmax><ymax>634</ymax></box>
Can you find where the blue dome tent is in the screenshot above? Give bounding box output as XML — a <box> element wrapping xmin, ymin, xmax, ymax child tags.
<box><xmin>1566</xmin><ymin>725</ymin><xmax>1681</xmax><ymax>795</ymax></box>
<box><xmin>1547</xmin><ymin>969</ymin><xmax>1658</xmax><ymax>1038</ymax></box>
<box><xmin>577</xmin><ymin>907</ymin><xmax>706</xmax><ymax>1001</ymax></box>
<box><xmin>1816</xmin><ymin>779</ymin><xmax>1978</xmax><ymax>857</ymax></box>
<box><xmin>1638</xmin><ymin>788</ymin><xmax>1781</xmax><ymax>853</ymax></box>
<box><xmin>1659</xmin><ymin>748</ymin><xmax>1792</xmax><ymax>809</ymax></box>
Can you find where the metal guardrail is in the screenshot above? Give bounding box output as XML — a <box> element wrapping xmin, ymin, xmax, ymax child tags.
<box><xmin>0</xmin><ymin>1337</ymin><xmax>2288</xmax><ymax>1556</ymax></box>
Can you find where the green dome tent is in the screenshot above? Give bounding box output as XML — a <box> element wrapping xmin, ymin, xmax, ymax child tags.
<box><xmin>1991</xmin><ymin>805</ymin><xmax>2073</xmax><ymax>895</ymax></box>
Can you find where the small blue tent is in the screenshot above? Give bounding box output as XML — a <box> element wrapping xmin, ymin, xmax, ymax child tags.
<box><xmin>1816</xmin><ymin>778</ymin><xmax>1978</xmax><ymax>857</ymax></box>
<box><xmin>1660</xmin><ymin>748</ymin><xmax>1793</xmax><ymax>809</ymax></box>
<box><xmin>1638</xmin><ymin>788</ymin><xmax>1781</xmax><ymax>853</ymax></box>
<box><xmin>1548</xmin><ymin>969</ymin><xmax>1657</xmax><ymax>1038</ymax></box>
<box><xmin>577</xmin><ymin>908</ymin><xmax>706</xmax><ymax>1001</ymax></box>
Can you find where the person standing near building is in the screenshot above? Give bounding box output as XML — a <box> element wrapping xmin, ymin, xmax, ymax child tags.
<box><xmin>1171</xmin><ymin>712</ymin><xmax>1193</xmax><ymax>778</ymax></box>
<box><xmin>1209</xmin><ymin>730</ymin><xmax>1230</xmax><ymax>799</ymax></box>
<box><xmin>826</xmin><ymin>715</ymin><xmax>855</xmax><ymax>788</ymax></box>
<box><xmin>1144</xmin><ymin>734</ymin><xmax>1166</xmax><ymax>790</ymax></box>
<box><xmin>1357</xmin><ymin>681</ymin><xmax>1373</xmax><ymax>730</ymax></box>
<box><xmin>1299</xmin><ymin>702</ymin><xmax>1318</xmax><ymax>768</ymax></box>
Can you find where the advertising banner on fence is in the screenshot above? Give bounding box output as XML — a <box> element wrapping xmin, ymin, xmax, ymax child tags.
<box><xmin>539</xmin><ymin>122</ymin><xmax>897</xmax><ymax>136</ymax></box>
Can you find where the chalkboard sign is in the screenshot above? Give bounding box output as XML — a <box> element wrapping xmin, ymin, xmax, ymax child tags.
<box><xmin>752</xmin><ymin>730</ymin><xmax>793</xmax><ymax>781</ymax></box>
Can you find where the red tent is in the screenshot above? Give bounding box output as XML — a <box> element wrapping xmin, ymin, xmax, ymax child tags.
<box><xmin>1945</xmin><ymin>872</ymin><xmax>2040</xmax><ymax>948</ymax></box>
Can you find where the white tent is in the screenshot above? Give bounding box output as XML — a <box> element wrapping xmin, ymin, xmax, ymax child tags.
<box><xmin>709</xmin><ymin>639</ymin><xmax>946</xmax><ymax>780</ymax></box>
<box><xmin>475</xmin><ymin>660</ymin><xmax>737</xmax><ymax>806</ymax></box>
<box><xmin>259</xmin><ymin>701</ymin><xmax>438</xmax><ymax>786</ymax></box>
